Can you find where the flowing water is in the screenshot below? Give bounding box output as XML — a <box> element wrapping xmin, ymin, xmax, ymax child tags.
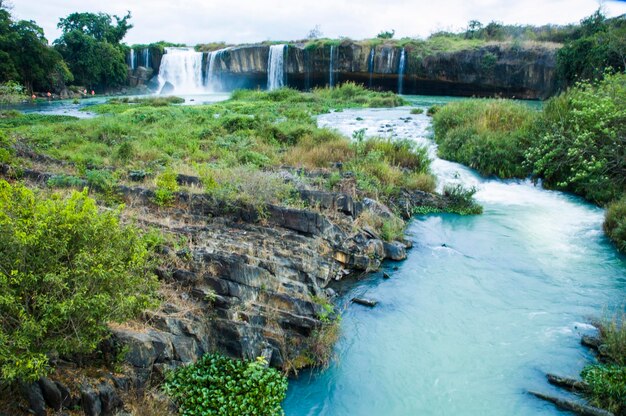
<box><xmin>283</xmin><ymin>101</ymin><xmax>626</xmax><ymax>415</ymax></box>
<box><xmin>128</xmin><ymin>49</ymin><xmax>136</xmax><ymax>70</ymax></box>
<box><xmin>329</xmin><ymin>45</ymin><xmax>337</xmax><ymax>88</ymax></box>
<box><xmin>368</xmin><ymin>48</ymin><xmax>375</xmax><ymax>88</ymax></box>
<box><xmin>268</xmin><ymin>44</ymin><xmax>286</xmax><ymax>90</ymax></box>
<box><xmin>143</xmin><ymin>48</ymin><xmax>151</xmax><ymax>68</ymax></box>
<box><xmin>157</xmin><ymin>47</ymin><xmax>204</xmax><ymax>94</ymax></box>
<box><xmin>398</xmin><ymin>48</ymin><xmax>406</xmax><ymax>95</ymax></box>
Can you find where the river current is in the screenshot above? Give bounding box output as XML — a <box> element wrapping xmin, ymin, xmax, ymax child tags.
<box><xmin>284</xmin><ymin>100</ymin><xmax>626</xmax><ymax>415</ymax></box>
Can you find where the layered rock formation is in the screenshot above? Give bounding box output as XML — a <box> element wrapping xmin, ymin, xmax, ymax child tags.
<box><xmin>133</xmin><ymin>41</ymin><xmax>559</xmax><ymax>98</ymax></box>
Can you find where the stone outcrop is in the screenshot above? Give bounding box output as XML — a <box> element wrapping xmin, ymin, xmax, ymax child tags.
<box><xmin>139</xmin><ymin>40</ymin><xmax>558</xmax><ymax>98</ymax></box>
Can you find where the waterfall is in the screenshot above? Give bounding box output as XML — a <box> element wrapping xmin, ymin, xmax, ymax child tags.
<box><xmin>267</xmin><ymin>44</ymin><xmax>286</xmax><ymax>90</ymax></box>
<box><xmin>143</xmin><ymin>48</ymin><xmax>150</xmax><ymax>68</ymax></box>
<box><xmin>398</xmin><ymin>48</ymin><xmax>406</xmax><ymax>94</ymax></box>
<box><xmin>157</xmin><ymin>47</ymin><xmax>204</xmax><ymax>94</ymax></box>
<box><xmin>205</xmin><ymin>48</ymin><xmax>229</xmax><ymax>92</ymax></box>
<box><xmin>368</xmin><ymin>48</ymin><xmax>375</xmax><ymax>88</ymax></box>
<box><xmin>129</xmin><ymin>49</ymin><xmax>136</xmax><ymax>70</ymax></box>
<box><xmin>329</xmin><ymin>45</ymin><xmax>337</xmax><ymax>88</ymax></box>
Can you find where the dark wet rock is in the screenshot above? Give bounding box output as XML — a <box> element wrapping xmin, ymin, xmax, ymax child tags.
<box><xmin>81</xmin><ymin>386</ymin><xmax>102</xmax><ymax>416</ymax></box>
<box><xmin>159</xmin><ymin>81</ymin><xmax>175</xmax><ymax>95</ymax></box>
<box><xmin>529</xmin><ymin>390</ymin><xmax>614</xmax><ymax>416</ymax></box>
<box><xmin>383</xmin><ymin>241</ymin><xmax>407</xmax><ymax>260</ymax></box>
<box><xmin>21</xmin><ymin>381</ymin><xmax>47</xmax><ymax>416</ymax></box>
<box><xmin>97</xmin><ymin>382</ymin><xmax>123</xmax><ymax>415</ymax></box>
<box><xmin>546</xmin><ymin>373</ymin><xmax>589</xmax><ymax>392</ymax></box>
<box><xmin>352</xmin><ymin>297</ymin><xmax>378</xmax><ymax>307</ymax></box>
<box><xmin>39</xmin><ymin>377</ymin><xmax>62</xmax><ymax>411</ymax></box>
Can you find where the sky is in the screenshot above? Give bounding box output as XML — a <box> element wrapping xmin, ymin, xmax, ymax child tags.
<box><xmin>10</xmin><ymin>0</ymin><xmax>626</xmax><ymax>45</ymax></box>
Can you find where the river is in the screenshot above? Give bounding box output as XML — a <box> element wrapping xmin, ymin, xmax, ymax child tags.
<box><xmin>283</xmin><ymin>100</ymin><xmax>626</xmax><ymax>415</ymax></box>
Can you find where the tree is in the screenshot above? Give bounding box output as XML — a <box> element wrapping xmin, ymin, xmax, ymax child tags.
<box><xmin>55</xmin><ymin>11</ymin><xmax>132</xmax><ymax>89</ymax></box>
<box><xmin>376</xmin><ymin>29</ymin><xmax>395</xmax><ymax>39</ymax></box>
<box><xmin>0</xmin><ymin>9</ymin><xmax>71</xmax><ymax>92</ymax></box>
<box><xmin>0</xmin><ymin>181</ymin><xmax>158</xmax><ymax>382</ymax></box>
<box><xmin>307</xmin><ymin>24</ymin><xmax>323</xmax><ymax>39</ymax></box>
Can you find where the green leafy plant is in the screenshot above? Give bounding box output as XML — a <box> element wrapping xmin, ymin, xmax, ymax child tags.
<box><xmin>164</xmin><ymin>353</ymin><xmax>288</xmax><ymax>416</ymax></box>
<box><xmin>0</xmin><ymin>181</ymin><xmax>158</xmax><ymax>382</ymax></box>
<box><xmin>153</xmin><ymin>167</ymin><xmax>179</xmax><ymax>206</ymax></box>
<box><xmin>443</xmin><ymin>184</ymin><xmax>483</xmax><ymax>215</ymax></box>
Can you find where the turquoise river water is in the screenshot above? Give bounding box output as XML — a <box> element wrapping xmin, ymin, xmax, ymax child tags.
<box><xmin>283</xmin><ymin>101</ymin><xmax>626</xmax><ymax>415</ymax></box>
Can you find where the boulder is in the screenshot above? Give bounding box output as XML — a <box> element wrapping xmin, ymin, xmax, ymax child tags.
<box><xmin>38</xmin><ymin>377</ymin><xmax>62</xmax><ymax>411</ymax></box>
<box><xmin>21</xmin><ymin>381</ymin><xmax>47</xmax><ymax>416</ymax></box>
<box><xmin>383</xmin><ymin>241</ymin><xmax>407</xmax><ymax>260</ymax></box>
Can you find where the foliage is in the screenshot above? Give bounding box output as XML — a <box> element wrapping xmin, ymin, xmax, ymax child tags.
<box><xmin>581</xmin><ymin>365</ymin><xmax>626</xmax><ymax>415</ymax></box>
<box><xmin>377</xmin><ymin>30</ymin><xmax>395</xmax><ymax>39</ymax></box>
<box><xmin>0</xmin><ymin>10</ymin><xmax>70</xmax><ymax>92</ymax></box>
<box><xmin>604</xmin><ymin>197</ymin><xmax>626</xmax><ymax>253</ymax></box>
<box><xmin>108</xmin><ymin>96</ymin><xmax>185</xmax><ymax>106</ymax></box>
<box><xmin>154</xmin><ymin>167</ymin><xmax>179</xmax><ymax>206</ymax></box>
<box><xmin>443</xmin><ymin>184</ymin><xmax>483</xmax><ymax>215</ymax></box>
<box><xmin>356</xmin><ymin>210</ymin><xmax>405</xmax><ymax>242</ymax></box>
<box><xmin>164</xmin><ymin>353</ymin><xmax>288</xmax><ymax>416</ymax></box>
<box><xmin>410</xmin><ymin>108</ymin><xmax>424</xmax><ymax>115</ymax></box>
<box><xmin>580</xmin><ymin>313</ymin><xmax>626</xmax><ymax>415</ymax></box>
<box><xmin>528</xmin><ymin>72</ymin><xmax>626</xmax><ymax>204</ymax></box>
<box><xmin>556</xmin><ymin>12</ymin><xmax>626</xmax><ymax>86</ymax></box>
<box><xmin>0</xmin><ymin>181</ymin><xmax>158</xmax><ymax>382</ymax></box>
<box><xmin>54</xmin><ymin>12</ymin><xmax>132</xmax><ymax>89</ymax></box>
<box><xmin>433</xmin><ymin>99</ymin><xmax>537</xmax><ymax>178</ymax></box>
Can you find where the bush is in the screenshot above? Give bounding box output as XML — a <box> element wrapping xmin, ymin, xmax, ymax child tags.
<box><xmin>581</xmin><ymin>365</ymin><xmax>626</xmax><ymax>415</ymax></box>
<box><xmin>154</xmin><ymin>168</ymin><xmax>179</xmax><ymax>206</ymax></box>
<box><xmin>0</xmin><ymin>181</ymin><xmax>157</xmax><ymax>382</ymax></box>
<box><xmin>433</xmin><ymin>99</ymin><xmax>537</xmax><ymax>178</ymax></box>
<box><xmin>164</xmin><ymin>353</ymin><xmax>288</xmax><ymax>416</ymax></box>
<box><xmin>528</xmin><ymin>73</ymin><xmax>626</xmax><ymax>204</ymax></box>
<box><xmin>604</xmin><ymin>197</ymin><xmax>626</xmax><ymax>253</ymax></box>
<box><xmin>443</xmin><ymin>184</ymin><xmax>483</xmax><ymax>215</ymax></box>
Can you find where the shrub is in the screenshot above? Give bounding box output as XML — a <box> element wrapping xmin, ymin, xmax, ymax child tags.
<box><xmin>527</xmin><ymin>73</ymin><xmax>626</xmax><ymax>204</ymax></box>
<box><xmin>443</xmin><ymin>184</ymin><xmax>483</xmax><ymax>215</ymax></box>
<box><xmin>0</xmin><ymin>181</ymin><xmax>157</xmax><ymax>382</ymax></box>
<box><xmin>154</xmin><ymin>168</ymin><xmax>179</xmax><ymax>206</ymax></box>
<box><xmin>164</xmin><ymin>353</ymin><xmax>288</xmax><ymax>416</ymax></box>
<box><xmin>581</xmin><ymin>365</ymin><xmax>626</xmax><ymax>415</ymax></box>
<box><xmin>433</xmin><ymin>99</ymin><xmax>537</xmax><ymax>178</ymax></box>
<box><xmin>604</xmin><ymin>197</ymin><xmax>626</xmax><ymax>253</ymax></box>
<box><xmin>410</xmin><ymin>108</ymin><xmax>424</xmax><ymax>115</ymax></box>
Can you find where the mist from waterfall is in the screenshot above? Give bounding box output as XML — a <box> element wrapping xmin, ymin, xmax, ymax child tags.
<box><xmin>128</xmin><ymin>49</ymin><xmax>136</xmax><ymax>70</ymax></box>
<box><xmin>205</xmin><ymin>48</ymin><xmax>228</xmax><ymax>92</ymax></box>
<box><xmin>157</xmin><ymin>47</ymin><xmax>204</xmax><ymax>94</ymax></box>
<box><xmin>267</xmin><ymin>44</ymin><xmax>286</xmax><ymax>90</ymax></box>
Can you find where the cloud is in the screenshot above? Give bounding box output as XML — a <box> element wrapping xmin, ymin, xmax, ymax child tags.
<box><xmin>11</xmin><ymin>0</ymin><xmax>626</xmax><ymax>45</ymax></box>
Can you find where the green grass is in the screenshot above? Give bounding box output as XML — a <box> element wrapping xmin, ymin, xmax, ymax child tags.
<box><xmin>580</xmin><ymin>313</ymin><xmax>626</xmax><ymax>415</ymax></box>
<box><xmin>6</xmin><ymin>83</ymin><xmax>432</xmax><ymax>207</ymax></box>
<box><xmin>433</xmin><ymin>99</ymin><xmax>538</xmax><ymax>178</ymax></box>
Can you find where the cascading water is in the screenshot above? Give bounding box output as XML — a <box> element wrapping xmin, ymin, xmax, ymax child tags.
<box><xmin>157</xmin><ymin>47</ymin><xmax>204</xmax><ymax>94</ymax></box>
<box><xmin>267</xmin><ymin>44</ymin><xmax>286</xmax><ymax>90</ymax></box>
<box><xmin>398</xmin><ymin>48</ymin><xmax>406</xmax><ymax>94</ymax></box>
<box><xmin>128</xmin><ymin>49</ymin><xmax>136</xmax><ymax>70</ymax></box>
<box><xmin>368</xmin><ymin>48</ymin><xmax>375</xmax><ymax>88</ymax></box>
<box><xmin>329</xmin><ymin>45</ymin><xmax>337</xmax><ymax>88</ymax></box>
<box><xmin>143</xmin><ymin>48</ymin><xmax>150</xmax><ymax>68</ymax></box>
<box><xmin>205</xmin><ymin>48</ymin><xmax>228</xmax><ymax>92</ymax></box>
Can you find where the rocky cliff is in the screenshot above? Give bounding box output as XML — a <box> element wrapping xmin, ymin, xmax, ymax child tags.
<box><xmin>135</xmin><ymin>41</ymin><xmax>559</xmax><ymax>99</ymax></box>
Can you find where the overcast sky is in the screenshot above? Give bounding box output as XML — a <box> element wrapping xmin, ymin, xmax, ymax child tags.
<box><xmin>10</xmin><ymin>0</ymin><xmax>626</xmax><ymax>45</ymax></box>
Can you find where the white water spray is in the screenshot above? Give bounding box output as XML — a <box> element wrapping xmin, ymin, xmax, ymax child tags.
<box><xmin>157</xmin><ymin>47</ymin><xmax>204</xmax><ymax>94</ymax></box>
<box><xmin>398</xmin><ymin>48</ymin><xmax>406</xmax><ymax>94</ymax></box>
<box><xmin>267</xmin><ymin>44</ymin><xmax>286</xmax><ymax>90</ymax></box>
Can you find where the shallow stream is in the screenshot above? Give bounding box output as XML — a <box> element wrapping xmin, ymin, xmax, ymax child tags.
<box><xmin>283</xmin><ymin>100</ymin><xmax>626</xmax><ymax>415</ymax></box>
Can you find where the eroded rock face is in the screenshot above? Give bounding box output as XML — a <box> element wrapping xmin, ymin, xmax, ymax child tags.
<box><xmin>134</xmin><ymin>40</ymin><xmax>557</xmax><ymax>98</ymax></box>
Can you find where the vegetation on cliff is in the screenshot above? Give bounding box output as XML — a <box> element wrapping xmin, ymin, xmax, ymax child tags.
<box><xmin>0</xmin><ymin>181</ymin><xmax>158</xmax><ymax>382</ymax></box>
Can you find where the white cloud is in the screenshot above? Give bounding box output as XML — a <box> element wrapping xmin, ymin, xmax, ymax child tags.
<box><xmin>11</xmin><ymin>0</ymin><xmax>626</xmax><ymax>45</ymax></box>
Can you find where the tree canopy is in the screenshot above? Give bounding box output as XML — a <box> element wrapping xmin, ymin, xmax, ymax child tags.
<box><xmin>54</xmin><ymin>12</ymin><xmax>131</xmax><ymax>89</ymax></box>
